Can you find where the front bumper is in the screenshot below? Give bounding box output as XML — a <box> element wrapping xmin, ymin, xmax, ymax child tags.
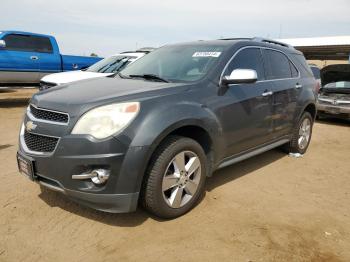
<box><xmin>317</xmin><ymin>103</ymin><xmax>350</xmax><ymax>118</ymax></box>
<box><xmin>18</xmin><ymin>124</ymin><xmax>149</xmax><ymax>213</ymax></box>
<box><xmin>37</xmin><ymin>172</ymin><xmax>139</xmax><ymax>213</ymax></box>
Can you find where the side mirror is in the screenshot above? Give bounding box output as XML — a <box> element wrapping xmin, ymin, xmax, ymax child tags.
<box><xmin>222</xmin><ymin>69</ymin><xmax>257</xmax><ymax>85</ymax></box>
<box><xmin>0</xmin><ymin>40</ymin><xmax>6</xmax><ymax>49</ymax></box>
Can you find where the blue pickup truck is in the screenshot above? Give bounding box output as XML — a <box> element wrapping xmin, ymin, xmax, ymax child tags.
<box><xmin>0</xmin><ymin>31</ymin><xmax>102</xmax><ymax>84</ymax></box>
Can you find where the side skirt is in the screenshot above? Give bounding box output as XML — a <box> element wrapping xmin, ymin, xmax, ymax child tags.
<box><xmin>217</xmin><ymin>138</ymin><xmax>290</xmax><ymax>170</ymax></box>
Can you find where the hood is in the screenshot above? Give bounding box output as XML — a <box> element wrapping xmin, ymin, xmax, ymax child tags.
<box><xmin>41</xmin><ymin>71</ymin><xmax>112</xmax><ymax>85</ymax></box>
<box><xmin>321</xmin><ymin>64</ymin><xmax>350</xmax><ymax>86</ymax></box>
<box><xmin>32</xmin><ymin>77</ymin><xmax>189</xmax><ymax>116</ymax></box>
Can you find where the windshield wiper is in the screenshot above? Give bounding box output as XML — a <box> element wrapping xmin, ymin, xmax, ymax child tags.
<box><xmin>128</xmin><ymin>74</ymin><xmax>169</xmax><ymax>83</ymax></box>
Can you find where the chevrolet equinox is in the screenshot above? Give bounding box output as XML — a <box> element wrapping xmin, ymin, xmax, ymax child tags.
<box><xmin>17</xmin><ymin>38</ymin><xmax>317</xmax><ymax>218</ymax></box>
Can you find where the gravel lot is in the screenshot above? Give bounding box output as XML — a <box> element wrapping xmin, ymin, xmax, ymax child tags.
<box><xmin>0</xmin><ymin>90</ymin><xmax>349</xmax><ymax>261</ymax></box>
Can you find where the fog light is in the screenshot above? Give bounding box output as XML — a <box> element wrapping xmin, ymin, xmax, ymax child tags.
<box><xmin>72</xmin><ymin>169</ymin><xmax>110</xmax><ymax>185</ymax></box>
<box><xmin>91</xmin><ymin>169</ymin><xmax>110</xmax><ymax>185</ymax></box>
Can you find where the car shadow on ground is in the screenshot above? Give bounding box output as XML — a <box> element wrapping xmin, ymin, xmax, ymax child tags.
<box><xmin>0</xmin><ymin>101</ymin><xmax>29</xmax><ymax>108</ymax></box>
<box><xmin>38</xmin><ymin>148</ymin><xmax>286</xmax><ymax>226</ymax></box>
<box><xmin>0</xmin><ymin>89</ymin><xmax>15</xmax><ymax>93</ymax></box>
<box><xmin>206</xmin><ymin>149</ymin><xmax>285</xmax><ymax>192</ymax></box>
<box><xmin>38</xmin><ymin>187</ymin><xmax>151</xmax><ymax>227</ymax></box>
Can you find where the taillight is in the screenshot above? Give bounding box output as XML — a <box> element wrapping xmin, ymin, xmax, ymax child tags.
<box><xmin>314</xmin><ymin>81</ymin><xmax>321</xmax><ymax>93</ymax></box>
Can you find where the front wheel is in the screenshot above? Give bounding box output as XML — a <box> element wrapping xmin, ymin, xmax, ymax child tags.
<box><xmin>286</xmin><ymin>112</ymin><xmax>314</xmax><ymax>154</ymax></box>
<box><xmin>141</xmin><ymin>136</ymin><xmax>207</xmax><ymax>219</ymax></box>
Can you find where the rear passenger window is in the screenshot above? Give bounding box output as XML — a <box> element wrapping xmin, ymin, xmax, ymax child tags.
<box><xmin>225</xmin><ymin>48</ymin><xmax>265</xmax><ymax>81</ymax></box>
<box><xmin>263</xmin><ymin>49</ymin><xmax>293</xmax><ymax>79</ymax></box>
<box><xmin>4</xmin><ymin>34</ymin><xmax>52</xmax><ymax>53</ymax></box>
<box><xmin>31</xmin><ymin>36</ymin><xmax>53</xmax><ymax>53</ymax></box>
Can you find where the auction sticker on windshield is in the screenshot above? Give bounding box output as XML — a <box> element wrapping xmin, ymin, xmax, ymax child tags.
<box><xmin>192</xmin><ymin>52</ymin><xmax>221</xmax><ymax>57</ymax></box>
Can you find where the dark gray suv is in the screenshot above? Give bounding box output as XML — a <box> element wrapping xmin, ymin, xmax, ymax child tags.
<box><xmin>17</xmin><ymin>38</ymin><xmax>317</xmax><ymax>218</ymax></box>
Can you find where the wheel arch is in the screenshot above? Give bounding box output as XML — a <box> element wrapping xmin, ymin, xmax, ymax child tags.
<box><xmin>126</xmin><ymin>121</ymin><xmax>219</xmax><ymax>200</ymax></box>
<box><xmin>144</xmin><ymin>121</ymin><xmax>217</xmax><ymax>178</ymax></box>
<box><xmin>117</xmin><ymin>102</ymin><xmax>223</xmax><ymax>198</ymax></box>
<box><xmin>302</xmin><ymin>102</ymin><xmax>317</xmax><ymax>120</ymax></box>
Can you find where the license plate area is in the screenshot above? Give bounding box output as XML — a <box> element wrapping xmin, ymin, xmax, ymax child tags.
<box><xmin>17</xmin><ymin>153</ymin><xmax>35</xmax><ymax>181</ymax></box>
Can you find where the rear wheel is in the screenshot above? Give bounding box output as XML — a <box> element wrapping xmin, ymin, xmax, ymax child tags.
<box><xmin>285</xmin><ymin>112</ymin><xmax>313</xmax><ymax>154</ymax></box>
<box><xmin>141</xmin><ymin>136</ymin><xmax>207</xmax><ymax>219</ymax></box>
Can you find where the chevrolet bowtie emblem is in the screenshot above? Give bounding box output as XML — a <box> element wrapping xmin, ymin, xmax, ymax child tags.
<box><xmin>26</xmin><ymin>121</ymin><xmax>37</xmax><ymax>132</ymax></box>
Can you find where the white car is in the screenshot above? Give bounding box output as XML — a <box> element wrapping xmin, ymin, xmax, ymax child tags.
<box><xmin>39</xmin><ymin>52</ymin><xmax>148</xmax><ymax>90</ymax></box>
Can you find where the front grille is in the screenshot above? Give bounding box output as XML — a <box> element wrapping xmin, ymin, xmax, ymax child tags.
<box><xmin>30</xmin><ymin>105</ymin><xmax>69</xmax><ymax>124</ymax></box>
<box><xmin>24</xmin><ymin>131</ymin><xmax>59</xmax><ymax>153</ymax></box>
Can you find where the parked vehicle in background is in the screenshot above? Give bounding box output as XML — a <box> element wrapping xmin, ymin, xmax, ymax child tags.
<box><xmin>309</xmin><ymin>64</ymin><xmax>321</xmax><ymax>80</ymax></box>
<box><xmin>317</xmin><ymin>64</ymin><xmax>350</xmax><ymax>119</ymax></box>
<box><xmin>17</xmin><ymin>38</ymin><xmax>317</xmax><ymax>219</ymax></box>
<box><xmin>39</xmin><ymin>49</ymin><xmax>153</xmax><ymax>90</ymax></box>
<box><xmin>309</xmin><ymin>64</ymin><xmax>321</xmax><ymax>90</ymax></box>
<box><xmin>0</xmin><ymin>31</ymin><xmax>102</xmax><ymax>85</ymax></box>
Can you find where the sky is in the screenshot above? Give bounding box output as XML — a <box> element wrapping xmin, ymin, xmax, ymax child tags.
<box><xmin>1</xmin><ymin>0</ymin><xmax>349</xmax><ymax>57</ymax></box>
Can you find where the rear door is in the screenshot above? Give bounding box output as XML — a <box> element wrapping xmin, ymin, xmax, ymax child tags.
<box><xmin>0</xmin><ymin>34</ymin><xmax>39</xmax><ymax>83</ymax></box>
<box><xmin>262</xmin><ymin>49</ymin><xmax>300</xmax><ymax>139</ymax></box>
<box><xmin>218</xmin><ymin>47</ymin><xmax>274</xmax><ymax>156</ymax></box>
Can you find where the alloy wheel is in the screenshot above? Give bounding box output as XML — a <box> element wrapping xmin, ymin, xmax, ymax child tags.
<box><xmin>298</xmin><ymin>118</ymin><xmax>311</xmax><ymax>150</ymax></box>
<box><xmin>162</xmin><ymin>151</ymin><xmax>201</xmax><ymax>208</ymax></box>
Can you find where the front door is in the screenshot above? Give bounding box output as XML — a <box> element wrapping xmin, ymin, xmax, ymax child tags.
<box><xmin>216</xmin><ymin>47</ymin><xmax>274</xmax><ymax>157</ymax></box>
<box><xmin>0</xmin><ymin>34</ymin><xmax>40</xmax><ymax>83</ymax></box>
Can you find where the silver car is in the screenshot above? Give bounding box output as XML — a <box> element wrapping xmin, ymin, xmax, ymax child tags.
<box><xmin>317</xmin><ymin>64</ymin><xmax>350</xmax><ymax>119</ymax></box>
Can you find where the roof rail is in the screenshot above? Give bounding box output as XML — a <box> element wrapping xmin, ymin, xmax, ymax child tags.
<box><xmin>218</xmin><ymin>37</ymin><xmax>294</xmax><ymax>49</ymax></box>
<box><xmin>252</xmin><ymin>37</ymin><xmax>293</xmax><ymax>49</ymax></box>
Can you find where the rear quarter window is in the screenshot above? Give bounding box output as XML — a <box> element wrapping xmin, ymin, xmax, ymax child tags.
<box><xmin>292</xmin><ymin>54</ymin><xmax>314</xmax><ymax>77</ymax></box>
<box><xmin>290</xmin><ymin>61</ymin><xmax>299</xmax><ymax>78</ymax></box>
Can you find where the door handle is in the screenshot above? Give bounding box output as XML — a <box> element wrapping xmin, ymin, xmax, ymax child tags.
<box><xmin>30</xmin><ymin>56</ymin><xmax>39</xmax><ymax>60</ymax></box>
<box><xmin>295</xmin><ymin>83</ymin><xmax>302</xmax><ymax>89</ymax></box>
<box><xmin>262</xmin><ymin>90</ymin><xmax>273</xmax><ymax>97</ymax></box>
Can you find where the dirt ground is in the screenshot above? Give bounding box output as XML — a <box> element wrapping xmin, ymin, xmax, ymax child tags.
<box><xmin>0</xmin><ymin>92</ymin><xmax>349</xmax><ymax>261</ymax></box>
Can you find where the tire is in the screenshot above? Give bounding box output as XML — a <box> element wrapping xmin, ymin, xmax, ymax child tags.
<box><xmin>141</xmin><ymin>135</ymin><xmax>207</xmax><ymax>219</ymax></box>
<box><xmin>285</xmin><ymin>112</ymin><xmax>313</xmax><ymax>154</ymax></box>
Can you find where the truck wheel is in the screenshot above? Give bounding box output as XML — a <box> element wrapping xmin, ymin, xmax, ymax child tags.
<box><xmin>141</xmin><ymin>136</ymin><xmax>207</xmax><ymax>219</ymax></box>
<box><xmin>286</xmin><ymin>112</ymin><xmax>313</xmax><ymax>154</ymax></box>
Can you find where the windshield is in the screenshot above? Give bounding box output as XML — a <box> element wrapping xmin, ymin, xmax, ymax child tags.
<box><xmin>86</xmin><ymin>55</ymin><xmax>138</xmax><ymax>73</ymax></box>
<box><xmin>120</xmin><ymin>44</ymin><xmax>228</xmax><ymax>82</ymax></box>
<box><xmin>324</xmin><ymin>81</ymin><xmax>350</xmax><ymax>89</ymax></box>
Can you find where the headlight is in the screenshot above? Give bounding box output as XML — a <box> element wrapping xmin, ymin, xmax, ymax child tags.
<box><xmin>72</xmin><ymin>102</ymin><xmax>140</xmax><ymax>139</ymax></box>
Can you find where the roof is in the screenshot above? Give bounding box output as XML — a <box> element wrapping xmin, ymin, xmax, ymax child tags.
<box><xmin>0</xmin><ymin>30</ymin><xmax>52</xmax><ymax>38</ymax></box>
<box><xmin>172</xmin><ymin>38</ymin><xmax>297</xmax><ymax>53</ymax></box>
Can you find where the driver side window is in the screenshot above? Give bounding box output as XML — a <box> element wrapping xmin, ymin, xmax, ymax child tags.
<box><xmin>225</xmin><ymin>48</ymin><xmax>265</xmax><ymax>81</ymax></box>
